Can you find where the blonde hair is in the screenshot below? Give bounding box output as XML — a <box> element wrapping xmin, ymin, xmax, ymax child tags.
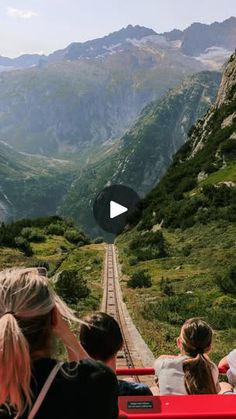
<box><xmin>0</xmin><ymin>267</ymin><xmax>79</xmax><ymax>417</ymax></box>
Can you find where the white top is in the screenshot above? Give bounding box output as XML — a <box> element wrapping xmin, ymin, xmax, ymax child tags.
<box><xmin>227</xmin><ymin>349</ymin><xmax>236</xmax><ymax>385</ymax></box>
<box><xmin>154</xmin><ymin>355</ymin><xmax>220</xmax><ymax>395</ymax></box>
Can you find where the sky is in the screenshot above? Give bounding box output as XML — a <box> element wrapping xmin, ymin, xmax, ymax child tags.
<box><xmin>1</xmin><ymin>0</ymin><xmax>236</xmax><ymax>58</ymax></box>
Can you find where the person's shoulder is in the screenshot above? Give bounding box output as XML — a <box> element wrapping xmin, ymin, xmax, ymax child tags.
<box><xmin>154</xmin><ymin>355</ymin><xmax>181</xmax><ymax>369</ymax></box>
<box><xmin>227</xmin><ymin>349</ymin><xmax>236</xmax><ymax>362</ymax></box>
<box><xmin>62</xmin><ymin>358</ymin><xmax>114</xmax><ymax>377</ymax></box>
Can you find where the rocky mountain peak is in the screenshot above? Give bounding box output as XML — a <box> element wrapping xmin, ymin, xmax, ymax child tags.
<box><xmin>187</xmin><ymin>52</ymin><xmax>236</xmax><ymax>157</ymax></box>
<box><xmin>216</xmin><ymin>52</ymin><xmax>236</xmax><ymax>107</ymax></box>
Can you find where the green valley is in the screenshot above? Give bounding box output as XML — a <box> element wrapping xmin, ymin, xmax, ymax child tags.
<box><xmin>60</xmin><ymin>71</ymin><xmax>221</xmax><ymax>236</ymax></box>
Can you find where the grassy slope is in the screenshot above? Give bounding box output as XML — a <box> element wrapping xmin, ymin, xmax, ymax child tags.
<box><xmin>117</xmin><ymin>222</ymin><xmax>236</xmax><ymax>364</ymax></box>
<box><xmin>0</xmin><ymin>233</ymin><xmax>105</xmax><ymax>317</ymax></box>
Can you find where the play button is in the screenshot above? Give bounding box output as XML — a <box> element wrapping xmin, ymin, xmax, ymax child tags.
<box><xmin>110</xmin><ymin>201</ymin><xmax>128</xmax><ymax>219</ymax></box>
<box><xmin>93</xmin><ymin>185</ymin><xmax>140</xmax><ymax>235</ymax></box>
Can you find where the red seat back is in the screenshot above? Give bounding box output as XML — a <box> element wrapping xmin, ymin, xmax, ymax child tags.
<box><xmin>119</xmin><ymin>394</ymin><xmax>236</xmax><ymax>418</ymax></box>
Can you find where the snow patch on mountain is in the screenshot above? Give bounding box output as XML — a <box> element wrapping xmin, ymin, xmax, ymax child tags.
<box><xmin>195</xmin><ymin>46</ymin><xmax>233</xmax><ymax>69</ymax></box>
<box><xmin>128</xmin><ymin>34</ymin><xmax>172</xmax><ymax>48</ymax></box>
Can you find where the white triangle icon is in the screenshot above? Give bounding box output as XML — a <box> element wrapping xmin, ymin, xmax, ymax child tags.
<box><xmin>110</xmin><ymin>201</ymin><xmax>128</xmax><ymax>219</ymax></box>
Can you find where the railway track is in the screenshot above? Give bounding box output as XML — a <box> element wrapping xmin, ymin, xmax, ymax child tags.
<box><xmin>101</xmin><ymin>244</ymin><xmax>154</xmax><ymax>385</ymax></box>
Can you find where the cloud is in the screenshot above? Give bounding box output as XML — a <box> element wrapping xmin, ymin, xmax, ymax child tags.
<box><xmin>7</xmin><ymin>7</ymin><xmax>39</xmax><ymax>19</ymax></box>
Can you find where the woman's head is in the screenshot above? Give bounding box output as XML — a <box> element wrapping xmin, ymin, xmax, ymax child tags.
<box><xmin>178</xmin><ymin>318</ymin><xmax>213</xmax><ymax>357</ymax></box>
<box><xmin>0</xmin><ymin>267</ymin><xmax>78</xmax><ymax>416</ymax></box>
<box><xmin>178</xmin><ymin>318</ymin><xmax>216</xmax><ymax>394</ymax></box>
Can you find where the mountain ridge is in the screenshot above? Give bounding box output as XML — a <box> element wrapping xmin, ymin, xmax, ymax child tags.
<box><xmin>1</xmin><ymin>18</ymin><xmax>235</xmax><ymax>71</ymax></box>
<box><xmin>0</xmin><ymin>41</ymin><xmax>205</xmax><ymax>154</ymax></box>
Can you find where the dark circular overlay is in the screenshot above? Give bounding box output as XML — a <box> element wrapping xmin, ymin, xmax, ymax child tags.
<box><xmin>93</xmin><ymin>185</ymin><xmax>140</xmax><ymax>235</ymax></box>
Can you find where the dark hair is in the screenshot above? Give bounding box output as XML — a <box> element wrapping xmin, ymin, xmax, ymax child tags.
<box><xmin>181</xmin><ymin>318</ymin><xmax>217</xmax><ymax>394</ymax></box>
<box><xmin>80</xmin><ymin>312</ymin><xmax>123</xmax><ymax>361</ymax></box>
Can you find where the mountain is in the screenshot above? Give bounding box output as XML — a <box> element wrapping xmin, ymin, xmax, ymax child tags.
<box><xmin>0</xmin><ymin>25</ymin><xmax>156</xmax><ymax>71</ymax></box>
<box><xmin>0</xmin><ymin>20</ymin><xmax>234</xmax><ymax>155</ymax></box>
<box><xmin>1</xmin><ymin>18</ymin><xmax>235</xmax><ymax>72</ymax></box>
<box><xmin>0</xmin><ymin>54</ymin><xmax>47</xmax><ymax>72</ymax></box>
<box><xmin>59</xmin><ymin>70</ymin><xmax>221</xmax><ymax>235</ymax></box>
<box><xmin>0</xmin><ymin>69</ymin><xmax>220</xmax><ymax>230</ymax></box>
<box><xmin>0</xmin><ymin>141</ymin><xmax>74</xmax><ymax>222</ymax></box>
<box><xmin>164</xmin><ymin>16</ymin><xmax>236</xmax><ymax>57</ymax></box>
<box><xmin>0</xmin><ymin>39</ymin><xmax>205</xmax><ymax>155</ymax></box>
<box><xmin>115</xmin><ymin>52</ymin><xmax>236</xmax><ymax>360</ymax></box>
<box><xmin>109</xmin><ymin>71</ymin><xmax>221</xmax><ymax>195</ymax></box>
<box><xmin>135</xmin><ymin>52</ymin><xmax>236</xmax><ymax>231</ymax></box>
<box><xmin>48</xmin><ymin>25</ymin><xmax>157</xmax><ymax>62</ymax></box>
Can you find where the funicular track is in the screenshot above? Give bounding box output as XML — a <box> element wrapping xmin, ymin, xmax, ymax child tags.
<box><xmin>101</xmin><ymin>244</ymin><xmax>155</xmax><ymax>385</ymax></box>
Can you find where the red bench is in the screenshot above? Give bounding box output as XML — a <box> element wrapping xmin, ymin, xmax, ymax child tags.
<box><xmin>119</xmin><ymin>394</ymin><xmax>236</xmax><ymax>418</ymax></box>
<box><xmin>117</xmin><ymin>367</ymin><xmax>235</xmax><ymax>418</ymax></box>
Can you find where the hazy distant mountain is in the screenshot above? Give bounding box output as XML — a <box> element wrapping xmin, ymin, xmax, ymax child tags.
<box><xmin>48</xmin><ymin>25</ymin><xmax>157</xmax><ymax>62</ymax></box>
<box><xmin>1</xmin><ymin>18</ymin><xmax>235</xmax><ymax>73</ymax></box>
<box><xmin>0</xmin><ymin>19</ymin><xmax>234</xmax><ymax>155</ymax></box>
<box><xmin>0</xmin><ymin>25</ymin><xmax>156</xmax><ymax>71</ymax></box>
<box><xmin>163</xmin><ymin>16</ymin><xmax>236</xmax><ymax>58</ymax></box>
<box><xmin>0</xmin><ymin>38</ymin><xmax>205</xmax><ymax>154</ymax></box>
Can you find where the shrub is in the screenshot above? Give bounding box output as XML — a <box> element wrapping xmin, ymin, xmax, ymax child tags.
<box><xmin>92</xmin><ymin>257</ymin><xmax>101</xmax><ymax>265</ymax></box>
<box><xmin>160</xmin><ymin>277</ymin><xmax>175</xmax><ymax>296</ymax></box>
<box><xmin>215</xmin><ymin>266</ymin><xmax>236</xmax><ymax>294</ymax></box>
<box><xmin>55</xmin><ymin>269</ymin><xmax>90</xmax><ymax>305</ymax></box>
<box><xmin>129</xmin><ymin>231</ymin><xmax>168</xmax><ymax>260</ymax></box>
<box><xmin>64</xmin><ymin>229</ymin><xmax>89</xmax><ymax>245</ymax></box>
<box><xmin>93</xmin><ymin>237</ymin><xmax>104</xmax><ymax>244</ymax></box>
<box><xmin>128</xmin><ymin>257</ymin><xmax>138</xmax><ymax>266</ymax></box>
<box><xmin>127</xmin><ymin>270</ymin><xmax>152</xmax><ymax>289</ymax></box>
<box><xmin>182</xmin><ymin>244</ymin><xmax>192</xmax><ymax>257</ymax></box>
<box><xmin>47</xmin><ymin>223</ymin><xmax>65</xmax><ymax>235</ymax></box>
<box><xmin>22</xmin><ymin>227</ymin><xmax>45</xmax><ymax>243</ymax></box>
<box><xmin>21</xmin><ymin>227</ymin><xmax>32</xmax><ymax>239</ymax></box>
<box><xmin>14</xmin><ymin>236</ymin><xmax>33</xmax><ymax>256</ymax></box>
<box><xmin>221</xmin><ymin>139</ymin><xmax>236</xmax><ymax>160</ymax></box>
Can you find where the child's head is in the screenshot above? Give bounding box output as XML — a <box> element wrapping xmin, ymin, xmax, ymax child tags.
<box><xmin>177</xmin><ymin>318</ymin><xmax>216</xmax><ymax>394</ymax></box>
<box><xmin>80</xmin><ymin>312</ymin><xmax>123</xmax><ymax>362</ymax></box>
<box><xmin>178</xmin><ymin>318</ymin><xmax>213</xmax><ymax>356</ymax></box>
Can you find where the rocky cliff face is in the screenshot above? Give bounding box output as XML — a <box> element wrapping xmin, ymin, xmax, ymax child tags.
<box><xmin>189</xmin><ymin>53</ymin><xmax>236</xmax><ymax>158</ymax></box>
<box><xmin>216</xmin><ymin>53</ymin><xmax>236</xmax><ymax>107</ymax></box>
